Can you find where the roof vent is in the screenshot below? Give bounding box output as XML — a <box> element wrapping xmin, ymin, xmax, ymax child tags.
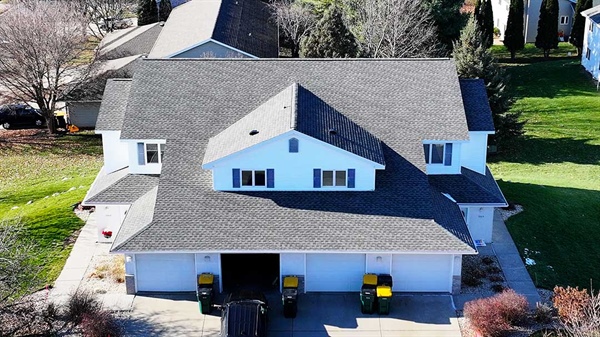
<box><xmin>249</xmin><ymin>130</ymin><xmax>259</xmax><ymax>136</ymax></box>
<box><xmin>328</xmin><ymin>128</ymin><xmax>337</xmax><ymax>135</ymax></box>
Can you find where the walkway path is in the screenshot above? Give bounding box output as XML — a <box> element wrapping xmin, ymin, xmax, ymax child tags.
<box><xmin>454</xmin><ymin>210</ymin><xmax>541</xmax><ymax>309</ymax></box>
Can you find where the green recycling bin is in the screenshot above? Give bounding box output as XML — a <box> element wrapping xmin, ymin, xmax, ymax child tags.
<box><xmin>360</xmin><ymin>285</ymin><xmax>376</xmax><ymax>314</ymax></box>
<box><xmin>197</xmin><ymin>273</ymin><xmax>214</xmax><ymax>314</ymax></box>
<box><xmin>377</xmin><ymin>285</ymin><xmax>392</xmax><ymax>315</ymax></box>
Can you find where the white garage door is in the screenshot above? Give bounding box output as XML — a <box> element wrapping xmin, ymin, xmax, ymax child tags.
<box><xmin>136</xmin><ymin>253</ymin><xmax>196</xmax><ymax>292</ymax></box>
<box><xmin>306</xmin><ymin>254</ymin><xmax>365</xmax><ymax>292</ymax></box>
<box><xmin>392</xmin><ymin>254</ymin><xmax>452</xmax><ymax>292</ymax></box>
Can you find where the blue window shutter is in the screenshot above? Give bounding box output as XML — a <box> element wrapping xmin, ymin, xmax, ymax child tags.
<box><xmin>423</xmin><ymin>144</ymin><xmax>430</xmax><ymax>164</ymax></box>
<box><xmin>313</xmin><ymin>169</ymin><xmax>321</xmax><ymax>188</ymax></box>
<box><xmin>348</xmin><ymin>169</ymin><xmax>356</xmax><ymax>188</ymax></box>
<box><xmin>267</xmin><ymin>169</ymin><xmax>275</xmax><ymax>188</ymax></box>
<box><xmin>444</xmin><ymin>143</ymin><xmax>453</xmax><ymax>166</ymax></box>
<box><xmin>137</xmin><ymin>143</ymin><xmax>145</xmax><ymax>165</ymax></box>
<box><xmin>289</xmin><ymin>138</ymin><xmax>299</xmax><ymax>153</ymax></box>
<box><xmin>232</xmin><ymin>168</ymin><xmax>241</xmax><ymax>188</ymax></box>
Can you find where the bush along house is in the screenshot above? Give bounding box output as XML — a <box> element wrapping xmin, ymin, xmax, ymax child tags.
<box><xmin>83</xmin><ymin>58</ymin><xmax>507</xmax><ymax>295</ymax></box>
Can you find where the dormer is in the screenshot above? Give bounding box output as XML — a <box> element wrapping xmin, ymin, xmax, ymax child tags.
<box><xmin>202</xmin><ymin>83</ymin><xmax>385</xmax><ymax>191</ymax></box>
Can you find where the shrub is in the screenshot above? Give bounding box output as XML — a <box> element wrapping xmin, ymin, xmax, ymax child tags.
<box><xmin>80</xmin><ymin>310</ymin><xmax>122</xmax><ymax>337</ymax></box>
<box><xmin>487</xmin><ymin>266</ymin><xmax>502</xmax><ymax>274</ymax></box>
<box><xmin>464</xmin><ymin>289</ymin><xmax>529</xmax><ymax>336</ymax></box>
<box><xmin>492</xmin><ymin>284</ymin><xmax>507</xmax><ymax>293</ymax></box>
<box><xmin>482</xmin><ymin>256</ymin><xmax>495</xmax><ymax>265</ymax></box>
<box><xmin>495</xmin><ymin>289</ymin><xmax>529</xmax><ymax>324</ymax></box>
<box><xmin>66</xmin><ymin>290</ymin><xmax>101</xmax><ymax>324</ymax></box>
<box><xmin>552</xmin><ymin>286</ymin><xmax>590</xmax><ymax>323</ymax></box>
<box><xmin>89</xmin><ymin>255</ymin><xmax>125</xmax><ymax>283</ymax></box>
<box><xmin>463</xmin><ymin>274</ymin><xmax>483</xmax><ymax>287</ymax></box>
<box><xmin>489</xmin><ymin>275</ymin><xmax>504</xmax><ymax>282</ymax></box>
<box><xmin>533</xmin><ymin>302</ymin><xmax>554</xmax><ymax>323</ymax></box>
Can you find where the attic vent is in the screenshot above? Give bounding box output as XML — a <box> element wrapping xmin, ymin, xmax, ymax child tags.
<box><xmin>249</xmin><ymin>130</ymin><xmax>259</xmax><ymax>136</ymax></box>
<box><xmin>328</xmin><ymin>128</ymin><xmax>337</xmax><ymax>135</ymax></box>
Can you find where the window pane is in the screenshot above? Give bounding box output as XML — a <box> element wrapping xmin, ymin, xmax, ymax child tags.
<box><xmin>255</xmin><ymin>170</ymin><xmax>266</xmax><ymax>186</ymax></box>
<box><xmin>146</xmin><ymin>144</ymin><xmax>159</xmax><ymax>163</ymax></box>
<box><xmin>335</xmin><ymin>171</ymin><xmax>346</xmax><ymax>186</ymax></box>
<box><xmin>242</xmin><ymin>171</ymin><xmax>253</xmax><ymax>186</ymax></box>
<box><xmin>431</xmin><ymin>144</ymin><xmax>444</xmax><ymax>164</ymax></box>
<box><xmin>322</xmin><ymin>171</ymin><xmax>333</xmax><ymax>186</ymax></box>
<box><xmin>159</xmin><ymin>144</ymin><xmax>165</xmax><ymax>162</ymax></box>
<box><xmin>423</xmin><ymin>144</ymin><xmax>430</xmax><ymax>164</ymax></box>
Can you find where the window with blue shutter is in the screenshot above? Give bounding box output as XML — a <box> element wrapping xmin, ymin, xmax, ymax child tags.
<box><xmin>348</xmin><ymin>169</ymin><xmax>356</xmax><ymax>188</ymax></box>
<box><xmin>313</xmin><ymin>169</ymin><xmax>321</xmax><ymax>188</ymax></box>
<box><xmin>137</xmin><ymin>143</ymin><xmax>145</xmax><ymax>165</ymax></box>
<box><xmin>232</xmin><ymin>168</ymin><xmax>241</xmax><ymax>188</ymax></box>
<box><xmin>444</xmin><ymin>143</ymin><xmax>453</xmax><ymax>166</ymax></box>
<box><xmin>289</xmin><ymin>138</ymin><xmax>299</xmax><ymax>153</ymax></box>
<box><xmin>267</xmin><ymin>169</ymin><xmax>274</xmax><ymax>188</ymax></box>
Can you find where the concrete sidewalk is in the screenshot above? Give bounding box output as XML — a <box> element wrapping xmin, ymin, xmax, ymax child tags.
<box><xmin>454</xmin><ymin>210</ymin><xmax>541</xmax><ymax>309</ymax></box>
<box><xmin>49</xmin><ymin>211</ymin><xmax>135</xmax><ymax>310</ymax></box>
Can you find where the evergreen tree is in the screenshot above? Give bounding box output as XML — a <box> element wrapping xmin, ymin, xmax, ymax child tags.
<box><xmin>423</xmin><ymin>0</ymin><xmax>468</xmax><ymax>54</ymax></box>
<box><xmin>300</xmin><ymin>5</ymin><xmax>358</xmax><ymax>57</ymax></box>
<box><xmin>503</xmin><ymin>0</ymin><xmax>525</xmax><ymax>60</ymax></box>
<box><xmin>535</xmin><ymin>0</ymin><xmax>559</xmax><ymax>58</ymax></box>
<box><xmin>570</xmin><ymin>0</ymin><xmax>592</xmax><ymax>55</ymax></box>
<box><xmin>453</xmin><ymin>16</ymin><xmax>524</xmax><ymax>149</ymax></box>
<box><xmin>475</xmin><ymin>0</ymin><xmax>494</xmax><ymax>48</ymax></box>
<box><xmin>137</xmin><ymin>0</ymin><xmax>158</xmax><ymax>26</ymax></box>
<box><xmin>159</xmin><ymin>0</ymin><xmax>172</xmax><ymax>22</ymax></box>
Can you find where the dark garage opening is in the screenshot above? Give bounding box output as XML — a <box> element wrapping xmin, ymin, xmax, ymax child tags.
<box><xmin>221</xmin><ymin>254</ymin><xmax>280</xmax><ymax>292</ymax></box>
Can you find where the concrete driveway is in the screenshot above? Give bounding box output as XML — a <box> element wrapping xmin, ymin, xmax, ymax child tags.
<box><xmin>123</xmin><ymin>293</ymin><xmax>461</xmax><ymax>337</ymax></box>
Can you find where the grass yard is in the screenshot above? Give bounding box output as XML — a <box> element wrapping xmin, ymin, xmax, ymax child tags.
<box><xmin>488</xmin><ymin>59</ymin><xmax>600</xmax><ymax>289</ymax></box>
<box><xmin>491</xmin><ymin>42</ymin><xmax>578</xmax><ymax>62</ymax></box>
<box><xmin>0</xmin><ymin>130</ymin><xmax>102</xmax><ymax>290</ymax></box>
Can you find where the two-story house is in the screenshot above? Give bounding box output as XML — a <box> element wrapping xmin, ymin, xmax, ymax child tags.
<box><xmin>582</xmin><ymin>5</ymin><xmax>600</xmax><ymax>80</ymax></box>
<box><xmin>83</xmin><ymin>58</ymin><xmax>506</xmax><ymax>295</ymax></box>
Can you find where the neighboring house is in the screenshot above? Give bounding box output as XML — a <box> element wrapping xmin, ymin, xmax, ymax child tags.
<box><xmin>83</xmin><ymin>58</ymin><xmax>506</xmax><ymax>295</ymax></box>
<box><xmin>582</xmin><ymin>5</ymin><xmax>600</xmax><ymax>80</ymax></box>
<box><xmin>493</xmin><ymin>0</ymin><xmax>576</xmax><ymax>42</ymax></box>
<box><xmin>147</xmin><ymin>0</ymin><xmax>278</xmax><ymax>58</ymax></box>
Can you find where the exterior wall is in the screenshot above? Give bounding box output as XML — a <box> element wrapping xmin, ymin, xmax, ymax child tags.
<box><xmin>558</xmin><ymin>0</ymin><xmax>575</xmax><ymax>39</ymax></box>
<box><xmin>582</xmin><ymin>18</ymin><xmax>600</xmax><ymax>80</ymax></box>
<box><xmin>280</xmin><ymin>253</ymin><xmax>306</xmax><ymax>292</ymax></box>
<box><xmin>126</xmin><ymin>139</ymin><xmax>166</xmax><ymax>175</ymax></box>
<box><xmin>209</xmin><ymin>132</ymin><xmax>381</xmax><ymax>191</ymax></box>
<box><xmin>67</xmin><ymin>101</ymin><xmax>101</xmax><ymax>128</ymax></box>
<box><xmin>462</xmin><ymin>206</ymin><xmax>496</xmax><ymax>243</ymax></box>
<box><xmin>195</xmin><ymin>253</ymin><xmax>221</xmax><ymax>291</ymax></box>
<box><xmin>460</xmin><ymin>132</ymin><xmax>490</xmax><ymax>175</ymax></box>
<box><xmin>124</xmin><ymin>254</ymin><xmax>136</xmax><ymax>294</ymax></box>
<box><xmin>452</xmin><ymin>255</ymin><xmax>463</xmax><ymax>294</ymax></box>
<box><xmin>493</xmin><ymin>0</ymin><xmax>511</xmax><ymax>40</ymax></box>
<box><xmin>172</xmin><ymin>41</ymin><xmax>250</xmax><ymax>58</ymax></box>
<box><xmin>365</xmin><ymin>253</ymin><xmax>392</xmax><ymax>274</ymax></box>
<box><xmin>525</xmin><ymin>0</ymin><xmax>574</xmax><ymax>42</ymax></box>
<box><xmin>95</xmin><ymin>204</ymin><xmax>130</xmax><ymax>243</ymax></box>
<box><xmin>423</xmin><ymin>141</ymin><xmax>462</xmax><ymax>175</ymax></box>
<box><xmin>99</xmin><ymin>131</ymin><xmax>129</xmax><ymax>174</ymax></box>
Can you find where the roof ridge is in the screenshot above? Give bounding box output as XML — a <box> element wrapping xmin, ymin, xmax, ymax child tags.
<box><xmin>142</xmin><ymin>57</ymin><xmax>454</xmax><ymax>62</ymax></box>
<box><xmin>291</xmin><ymin>82</ymin><xmax>298</xmax><ymax>129</ymax></box>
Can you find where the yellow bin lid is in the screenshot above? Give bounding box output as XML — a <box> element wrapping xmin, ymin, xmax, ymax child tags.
<box><xmin>283</xmin><ymin>276</ymin><xmax>299</xmax><ymax>288</ymax></box>
<box><xmin>363</xmin><ymin>274</ymin><xmax>378</xmax><ymax>286</ymax></box>
<box><xmin>377</xmin><ymin>286</ymin><xmax>392</xmax><ymax>297</ymax></box>
<box><xmin>198</xmin><ymin>273</ymin><xmax>214</xmax><ymax>285</ymax></box>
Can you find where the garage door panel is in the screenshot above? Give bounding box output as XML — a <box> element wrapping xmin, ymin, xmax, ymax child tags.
<box><xmin>392</xmin><ymin>254</ymin><xmax>452</xmax><ymax>292</ymax></box>
<box><xmin>136</xmin><ymin>254</ymin><xmax>196</xmax><ymax>292</ymax></box>
<box><xmin>306</xmin><ymin>254</ymin><xmax>365</xmax><ymax>292</ymax></box>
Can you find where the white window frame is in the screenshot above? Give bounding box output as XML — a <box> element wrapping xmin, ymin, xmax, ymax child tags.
<box><xmin>560</xmin><ymin>16</ymin><xmax>569</xmax><ymax>25</ymax></box>
<box><xmin>144</xmin><ymin>143</ymin><xmax>165</xmax><ymax>164</ymax></box>
<box><xmin>424</xmin><ymin>143</ymin><xmax>446</xmax><ymax>165</ymax></box>
<box><xmin>322</xmin><ymin>170</ymin><xmax>347</xmax><ymax>187</ymax></box>
<box><xmin>240</xmin><ymin>169</ymin><xmax>267</xmax><ymax>187</ymax></box>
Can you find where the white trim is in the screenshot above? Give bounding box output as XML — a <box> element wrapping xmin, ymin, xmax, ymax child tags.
<box><xmin>468</xmin><ymin>130</ymin><xmax>495</xmax><ymax>135</ymax></box>
<box><xmin>114</xmin><ymin>249</ymin><xmax>476</xmax><ymax>255</ymax></box>
<box><xmin>457</xmin><ymin>203</ymin><xmax>508</xmax><ymax>207</ymax></box>
<box><xmin>303</xmin><ymin>253</ymin><xmax>307</xmax><ymax>294</ymax></box>
<box><xmin>166</xmin><ymin>38</ymin><xmax>259</xmax><ymax>59</ymax></box>
<box><xmin>218</xmin><ymin>254</ymin><xmax>223</xmax><ymax>292</ymax></box>
<box><xmin>132</xmin><ymin>254</ymin><xmax>138</xmax><ymax>293</ymax></box>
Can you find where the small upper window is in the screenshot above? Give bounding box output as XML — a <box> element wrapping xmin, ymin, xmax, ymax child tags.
<box><xmin>241</xmin><ymin>170</ymin><xmax>266</xmax><ymax>186</ymax></box>
<box><xmin>289</xmin><ymin>138</ymin><xmax>299</xmax><ymax>153</ymax></box>
<box><xmin>145</xmin><ymin>143</ymin><xmax>165</xmax><ymax>164</ymax></box>
<box><xmin>560</xmin><ymin>16</ymin><xmax>569</xmax><ymax>25</ymax></box>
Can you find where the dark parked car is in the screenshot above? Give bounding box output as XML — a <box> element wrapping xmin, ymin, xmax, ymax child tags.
<box><xmin>0</xmin><ymin>104</ymin><xmax>44</xmax><ymax>129</ymax></box>
<box><xmin>221</xmin><ymin>291</ymin><xmax>268</xmax><ymax>337</ymax></box>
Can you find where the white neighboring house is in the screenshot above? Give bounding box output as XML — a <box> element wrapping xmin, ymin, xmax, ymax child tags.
<box><xmin>582</xmin><ymin>5</ymin><xmax>600</xmax><ymax>80</ymax></box>
<box><xmin>83</xmin><ymin>58</ymin><xmax>507</xmax><ymax>295</ymax></box>
<box><xmin>493</xmin><ymin>0</ymin><xmax>576</xmax><ymax>43</ymax></box>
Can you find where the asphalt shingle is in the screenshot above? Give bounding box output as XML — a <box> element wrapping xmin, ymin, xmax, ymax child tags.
<box><xmin>85</xmin><ymin>174</ymin><xmax>159</xmax><ymax>204</ymax></box>
<box><xmin>96</xmin><ymin>79</ymin><xmax>132</xmax><ymax>131</ymax></box>
<box><xmin>459</xmin><ymin>79</ymin><xmax>495</xmax><ymax>132</ymax></box>
<box><xmin>428</xmin><ymin>167</ymin><xmax>508</xmax><ymax>204</ymax></box>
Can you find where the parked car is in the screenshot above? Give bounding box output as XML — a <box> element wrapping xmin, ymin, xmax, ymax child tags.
<box><xmin>0</xmin><ymin>104</ymin><xmax>44</xmax><ymax>129</ymax></box>
<box><xmin>220</xmin><ymin>291</ymin><xmax>268</xmax><ymax>337</ymax></box>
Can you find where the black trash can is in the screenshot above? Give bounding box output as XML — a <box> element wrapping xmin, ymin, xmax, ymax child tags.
<box><xmin>360</xmin><ymin>285</ymin><xmax>376</xmax><ymax>314</ymax></box>
<box><xmin>377</xmin><ymin>274</ymin><xmax>393</xmax><ymax>288</ymax></box>
<box><xmin>197</xmin><ymin>273</ymin><xmax>214</xmax><ymax>314</ymax></box>
<box><xmin>282</xmin><ymin>276</ymin><xmax>299</xmax><ymax>318</ymax></box>
<box><xmin>376</xmin><ymin>285</ymin><xmax>392</xmax><ymax>315</ymax></box>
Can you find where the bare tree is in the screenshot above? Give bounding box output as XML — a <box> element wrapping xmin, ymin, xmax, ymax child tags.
<box><xmin>74</xmin><ymin>0</ymin><xmax>137</xmax><ymax>39</ymax></box>
<box><xmin>560</xmin><ymin>291</ymin><xmax>600</xmax><ymax>337</ymax></box>
<box><xmin>269</xmin><ymin>0</ymin><xmax>317</xmax><ymax>58</ymax></box>
<box><xmin>0</xmin><ymin>0</ymin><xmax>98</xmax><ymax>134</ymax></box>
<box><xmin>344</xmin><ymin>0</ymin><xmax>442</xmax><ymax>58</ymax></box>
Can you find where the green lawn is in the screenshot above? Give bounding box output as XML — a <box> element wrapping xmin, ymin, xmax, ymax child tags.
<box><xmin>491</xmin><ymin>42</ymin><xmax>578</xmax><ymax>62</ymax></box>
<box><xmin>0</xmin><ymin>131</ymin><xmax>102</xmax><ymax>290</ymax></box>
<box><xmin>488</xmin><ymin>59</ymin><xmax>600</xmax><ymax>289</ymax></box>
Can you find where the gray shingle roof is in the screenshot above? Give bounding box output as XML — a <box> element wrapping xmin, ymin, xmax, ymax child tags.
<box><xmin>428</xmin><ymin>166</ymin><xmax>508</xmax><ymax>205</ymax></box>
<box><xmin>459</xmin><ymin>79</ymin><xmax>495</xmax><ymax>132</ymax></box>
<box><xmin>203</xmin><ymin>83</ymin><xmax>385</xmax><ymax>166</ymax></box>
<box><xmin>111</xmin><ymin>58</ymin><xmax>477</xmax><ymax>253</ymax></box>
<box><xmin>85</xmin><ymin>174</ymin><xmax>159</xmax><ymax>204</ymax></box>
<box><xmin>96</xmin><ymin>79</ymin><xmax>132</xmax><ymax>131</ymax></box>
<box><xmin>112</xmin><ymin>186</ymin><xmax>158</xmax><ymax>250</ymax></box>
<box><xmin>148</xmin><ymin>0</ymin><xmax>278</xmax><ymax>58</ymax></box>
<box><xmin>83</xmin><ymin>167</ymin><xmax>128</xmax><ymax>205</ymax></box>
<box><xmin>99</xmin><ymin>23</ymin><xmax>163</xmax><ymax>60</ymax></box>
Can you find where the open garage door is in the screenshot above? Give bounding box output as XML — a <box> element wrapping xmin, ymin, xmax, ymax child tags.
<box><xmin>136</xmin><ymin>253</ymin><xmax>196</xmax><ymax>292</ymax></box>
<box><xmin>221</xmin><ymin>254</ymin><xmax>279</xmax><ymax>292</ymax></box>
<box><xmin>392</xmin><ymin>254</ymin><xmax>452</xmax><ymax>292</ymax></box>
<box><xmin>306</xmin><ymin>254</ymin><xmax>365</xmax><ymax>292</ymax></box>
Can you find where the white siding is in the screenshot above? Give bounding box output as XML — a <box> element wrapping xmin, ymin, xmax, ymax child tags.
<box><xmin>365</xmin><ymin>253</ymin><xmax>391</xmax><ymax>274</ymax></box>
<box><xmin>305</xmin><ymin>254</ymin><xmax>365</xmax><ymax>292</ymax></box>
<box><xmin>209</xmin><ymin>132</ymin><xmax>381</xmax><ymax>191</ymax></box>
<box><xmin>95</xmin><ymin>204</ymin><xmax>129</xmax><ymax>243</ymax></box>
<box><xmin>391</xmin><ymin>254</ymin><xmax>453</xmax><ymax>292</ymax></box>
<box><xmin>127</xmin><ymin>139</ymin><xmax>166</xmax><ymax>175</ymax></box>
<box><xmin>582</xmin><ymin>18</ymin><xmax>600</xmax><ymax>80</ymax></box>
<box><xmin>172</xmin><ymin>41</ymin><xmax>251</xmax><ymax>58</ymax></box>
<box><xmin>460</xmin><ymin>132</ymin><xmax>490</xmax><ymax>175</ymax></box>
<box><xmin>424</xmin><ymin>141</ymin><xmax>462</xmax><ymax>175</ymax></box>
<box><xmin>492</xmin><ymin>0</ymin><xmax>510</xmax><ymax>40</ymax></box>
<box><xmin>98</xmin><ymin>131</ymin><xmax>129</xmax><ymax>174</ymax></box>
<box><xmin>136</xmin><ymin>253</ymin><xmax>196</xmax><ymax>292</ymax></box>
<box><xmin>280</xmin><ymin>253</ymin><xmax>305</xmax><ymax>276</ymax></box>
<box><xmin>463</xmin><ymin>206</ymin><xmax>496</xmax><ymax>243</ymax></box>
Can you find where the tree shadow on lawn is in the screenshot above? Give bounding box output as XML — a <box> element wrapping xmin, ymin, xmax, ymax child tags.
<box><xmin>492</xmin><ymin>136</ymin><xmax>600</xmax><ymax>165</ymax></box>
<box><xmin>0</xmin><ymin>129</ymin><xmax>102</xmax><ymax>156</ymax></box>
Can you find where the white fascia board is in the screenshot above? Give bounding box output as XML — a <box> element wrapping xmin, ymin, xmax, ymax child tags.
<box><xmin>121</xmin><ymin>138</ymin><xmax>167</xmax><ymax>144</ymax></box>
<box><xmin>469</xmin><ymin>130</ymin><xmax>495</xmax><ymax>135</ymax></box>
<box><xmin>423</xmin><ymin>139</ymin><xmax>469</xmax><ymax>144</ymax></box>
<box><xmin>167</xmin><ymin>38</ymin><xmax>259</xmax><ymax>59</ymax></box>
<box><xmin>112</xmin><ymin>249</ymin><xmax>476</xmax><ymax>255</ymax></box>
<box><xmin>457</xmin><ymin>202</ymin><xmax>509</xmax><ymax>207</ymax></box>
